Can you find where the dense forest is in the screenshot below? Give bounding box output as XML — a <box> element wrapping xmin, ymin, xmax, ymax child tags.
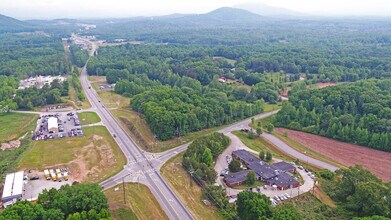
<box><xmin>0</xmin><ymin>183</ymin><xmax>112</xmax><ymax>220</ymax></box>
<box><xmin>0</xmin><ymin>33</ymin><xmax>70</xmax><ymax>77</ymax></box>
<box><xmin>88</xmin><ymin>44</ymin><xmax>280</xmax><ymax>140</ymax></box>
<box><xmin>69</xmin><ymin>45</ymin><xmax>89</xmax><ymax>68</ymax></box>
<box><xmin>274</xmin><ymin>79</ymin><xmax>391</xmax><ymax>152</ymax></box>
<box><xmin>84</xmin><ymin>13</ymin><xmax>391</xmax><ymax>83</ymax></box>
<box><xmin>321</xmin><ymin>165</ymin><xmax>391</xmax><ymax>219</ymax></box>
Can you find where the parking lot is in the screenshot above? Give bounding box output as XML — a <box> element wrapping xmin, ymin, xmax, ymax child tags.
<box><xmin>33</xmin><ymin>112</ymin><xmax>84</xmax><ymax>141</ymax></box>
<box><xmin>22</xmin><ymin>168</ymin><xmax>72</xmax><ymax>201</ymax></box>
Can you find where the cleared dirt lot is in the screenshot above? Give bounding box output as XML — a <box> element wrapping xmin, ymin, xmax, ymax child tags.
<box><xmin>317</xmin><ymin>82</ymin><xmax>336</xmax><ymax>88</ymax></box>
<box><xmin>276</xmin><ymin>128</ymin><xmax>391</xmax><ymax>181</ymax></box>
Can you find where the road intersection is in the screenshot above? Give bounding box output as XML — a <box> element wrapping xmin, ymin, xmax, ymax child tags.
<box><xmin>15</xmin><ymin>36</ymin><xmax>340</xmax><ymax>219</ymax></box>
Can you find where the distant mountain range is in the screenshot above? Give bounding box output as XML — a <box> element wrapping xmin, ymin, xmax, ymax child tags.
<box><xmin>233</xmin><ymin>2</ymin><xmax>306</xmax><ymax>17</ymax></box>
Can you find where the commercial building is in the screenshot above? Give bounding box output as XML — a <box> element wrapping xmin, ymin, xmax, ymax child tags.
<box><xmin>1</xmin><ymin>171</ymin><xmax>24</xmax><ymax>208</ymax></box>
<box><xmin>224</xmin><ymin>170</ymin><xmax>250</xmax><ymax>187</ymax></box>
<box><xmin>224</xmin><ymin>150</ymin><xmax>299</xmax><ymax>190</ymax></box>
<box><xmin>48</xmin><ymin>117</ymin><xmax>59</xmax><ymax>133</ymax></box>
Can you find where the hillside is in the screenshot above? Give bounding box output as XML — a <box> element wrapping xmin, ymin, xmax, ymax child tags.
<box><xmin>0</xmin><ymin>14</ymin><xmax>34</xmax><ymax>33</ymax></box>
<box><xmin>234</xmin><ymin>3</ymin><xmax>306</xmax><ymax>17</ymax></box>
<box><xmin>177</xmin><ymin>7</ymin><xmax>264</xmax><ymax>25</ymax></box>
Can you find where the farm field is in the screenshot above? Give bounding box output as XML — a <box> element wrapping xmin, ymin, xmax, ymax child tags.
<box><xmin>161</xmin><ymin>153</ymin><xmax>223</xmax><ymax>220</ymax></box>
<box><xmin>18</xmin><ymin>126</ymin><xmax>126</xmax><ymax>183</ymax></box>
<box><xmin>276</xmin><ymin>128</ymin><xmax>391</xmax><ymax>181</ymax></box>
<box><xmin>105</xmin><ymin>183</ymin><xmax>168</xmax><ymax>220</ymax></box>
<box><xmin>0</xmin><ymin>112</ymin><xmax>38</xmax><ymax>142</ymax></box>
<box><xmin>78</xmin><ymin>111</ymin><xmax>101</xmax><ymax>125</ymax></box>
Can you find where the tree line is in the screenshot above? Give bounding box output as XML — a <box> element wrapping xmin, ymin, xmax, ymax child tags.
<box><xmin>14</xmin><ymin>79</ymin><xmax>69</xmax><ymax>110</ymax></box>
<box><xmin>0</xmin><ymin>183</ymin><xmax>112</xmax><ymax>220</ymax></box>
<box><xmin>321</xmin><ymin>165</ymin><xmax>391</xmax><ymax>219</ymax></box>
<box><xmin>69</xmin><ymin>45</ymin><xmax>88</xmax><ymax>68</ymax></box>
<box><xmin>182</xmin><ymin>132</ymin><xmax>230</xmax><ymax>185</ymax></box>
<box><xmin>274</xmin><ymin>79</ymin><xmax>391</xmax><ymax>152</ymax></box>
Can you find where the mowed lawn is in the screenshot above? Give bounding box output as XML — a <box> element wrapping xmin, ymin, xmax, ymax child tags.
<box><xmin>105</xmin><ymin>183</ymin><xmax>168</xmax><ymax>220</ymax></box>
<box><xmin>17</xmin><ymin>126</ymin><xmax>125</xmax><ymax>183</ymax></box>
<box><xmin>161</xmin><ymin>153</ymin><xmax>223</xmax><ymax>220</ymax></box>
<box><xmin>0</xmin><ymin>112</ymin><xmax>38</xmax><ymax>142</ymax></box>
<box><xmin>78</xmin><ymin>111</ymin><xmax>101</xmax><ymax>125</ymax></box>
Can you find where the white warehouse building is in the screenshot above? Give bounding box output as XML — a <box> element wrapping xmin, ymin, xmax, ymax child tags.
<box><xmin>48</xmin><ymin>117</ymin><xmax>58</xmax><ymax>133</ymax></box>
<box><xmin>1</xmin><ymin>171</ymin><xmax>24</xmax><ymax>208</ymax></box>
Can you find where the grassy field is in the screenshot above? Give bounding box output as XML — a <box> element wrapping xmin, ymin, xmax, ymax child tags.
<box><xmin>17</xmin><ymin>126</ymin><xmax>125</xmax><ymax>183</ymax></box>
<box><xmin>0</xmin><ymin>112</ymin><xmax>38</xmax><ymax>142</ymax></box>
<box><xmin>272</xmin><ymin>131</ymin><xmax>344</xmax><ymax>169</ymax></box>
<box><xmin>105</xmin><ymin>183</ymin><xmax>168</xmax><ymax>220</ymax></box>
<box><xmin>161</xmin><ymin>153</ymin><xmax>223</xmax><ymax>220</ymax></box>
<box><xmin>78</xmin><ymin>111</ymin><xmax>101</xmax><ymax>125</ymax></box>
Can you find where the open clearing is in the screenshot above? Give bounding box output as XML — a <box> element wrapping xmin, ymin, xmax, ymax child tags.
<box><xmin>317</xmin><ymin>82</ymin><xmax>336</xmax><ymax>88</ymax></box>
<box><xmin>276</xmin><ymin>128</ymin><xmax>391</xmax><ymax>181</ymax></box>
<box><xmin>78</xmin><ymin>111</ymin><xmax>101</xmax><ymax>125</ymax></box>
<box><xmin>18</xmin><ymin>126</ymin><xmax>125</xmax><ymax>183</ymax></box>
<box><xmin>105</xmin><ymin>183</ymin><xmax>168</xmax><ymax>220</ymax></box>
<box><xmin>161</xmin><ymin>153</ymin><xmax>223</xmax><ymax>220</ymax></box>
<box><xmin>0</xmin><ymin>112</ymin><xmax>38</xmax><ymax>142</ymax></box>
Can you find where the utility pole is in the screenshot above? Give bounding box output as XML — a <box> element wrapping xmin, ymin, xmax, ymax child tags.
<box><xmin>122</xmin><ymin>173</ymin><xmax>131</xmax><ymax>204</ymax></box>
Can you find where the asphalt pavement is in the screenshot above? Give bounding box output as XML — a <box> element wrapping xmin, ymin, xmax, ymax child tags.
<box><xmin>79</xmin><ymin>60</ymin><xmax>195</xmax><ymax>219</ymax></box>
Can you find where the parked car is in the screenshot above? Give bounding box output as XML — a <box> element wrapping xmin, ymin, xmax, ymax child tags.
<box><xmin>30</xmin><ymin>176</ymin><xmax>39</xmax><ymax>180</ymax></box>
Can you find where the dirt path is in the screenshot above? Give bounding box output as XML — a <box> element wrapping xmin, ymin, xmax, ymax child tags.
<box><xmin>276</xmin><ymin>128</ymin><xmax>391</xmax><ymax>181</ymax></box>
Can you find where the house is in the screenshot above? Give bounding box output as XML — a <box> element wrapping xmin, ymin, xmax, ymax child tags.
<box><xmin>218</xmin><ymin>77</ymin><xmax>227</xmax><ymax>83</ymax></box>
<box><xmin>2</xmin><ymin>171</ymin><xmax>24</xmax><ymax>208</ymax></box>
<box><xmin>224</xmin><ymin>170</ymin><xmax>250</xmax><ymax>187</ymax></box>
<box><xmin>48</xmin><ymin>117</ymin><xmax>58</xmax><ymax>133</ymax></box>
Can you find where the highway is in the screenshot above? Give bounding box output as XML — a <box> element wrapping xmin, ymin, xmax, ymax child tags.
<box><xmin>79</xmin><ymin>64</ymin><xmax>195</xmax><ymax>220</ymax></box>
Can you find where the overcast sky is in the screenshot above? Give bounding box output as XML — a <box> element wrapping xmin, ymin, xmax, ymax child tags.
<box><xmin>1</xmin><ymin>0</ymin><xmax>391</xmax><ymax>19</ymax></box>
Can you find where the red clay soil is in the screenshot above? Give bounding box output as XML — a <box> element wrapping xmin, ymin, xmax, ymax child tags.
<box><xmin>276</xmin><ymin>128</ymin><xmax>391</xmax><ymax>181</ymax></box>
<box><xmin>317</xmin><ymin>82</ymin><xmax>336</xmax><ymax>88</ymax></box>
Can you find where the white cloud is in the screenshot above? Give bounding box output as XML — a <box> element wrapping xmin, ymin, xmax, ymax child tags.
<box><xmin>0</xmin><ymin>0</ymin><xmax>390</xmax><ymax>19</ymax></box>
